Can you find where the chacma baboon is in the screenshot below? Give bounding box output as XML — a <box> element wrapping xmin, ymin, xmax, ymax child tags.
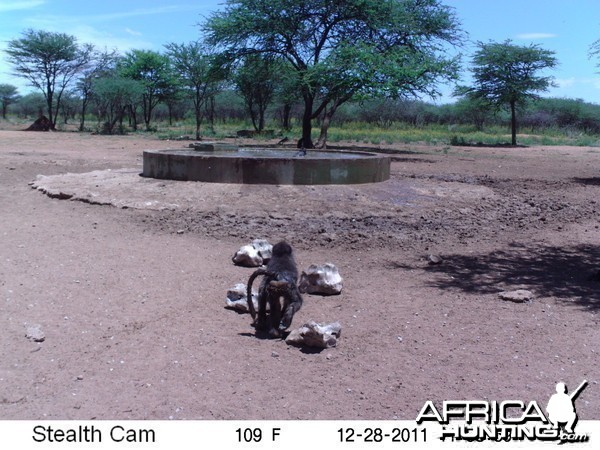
<box><xmin>246</xmin><ymin>241</ymin><xmax>303</xmax><ymax>338</ymax></box>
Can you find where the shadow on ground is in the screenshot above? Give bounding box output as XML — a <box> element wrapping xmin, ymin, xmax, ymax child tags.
<box><xmin>417</xmin><ymin>243</ymin><xmax>600</xmax><ymax>312</ymax></box>
<box><xmin>572</xmin><ymin>177</ymin><xmax>600</xmax><ymax>186</ymax></box>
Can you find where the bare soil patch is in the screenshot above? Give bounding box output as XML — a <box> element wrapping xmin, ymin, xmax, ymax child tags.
<box><xmin>1</xmin><ymin>129</ymin><xmax>598</xmax><ymax>420</ymax></box>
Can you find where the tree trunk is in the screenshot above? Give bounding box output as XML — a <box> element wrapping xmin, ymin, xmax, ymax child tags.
<box><xmin>281</xmin><ymin>103</ymin><xmax>291</xmax><ymax>130</ymax></box>
<box><xmin>300</xmin><ymin>94</ymin><xmax>314</xmax><ymax>148</ymax></box>
<box><xmin>194</xmin><ymin>89</ymin><xmax>203</xmax><ymax>140</ymax></box>
<box><xmin>315</xmin><ymin>100</ymin><xmax>341</xmax><ymax>149</ymax></box>
<box><xmin>46</xmin><ymin>87</ymin><xmax>57</xmax><ymax>130</ymax></box>
<box><xmin>129</xmin><ymin>105</ymin><xmax>138</xmax><ymax>131</ymax></box>
<box><xmin>258</xmin><ymin>106</ymin><xmax>265</xmax><ymax>133</ymax></box>
<box><xmin>79</xmin><ymin>99</ymin><xmax>88</xmax><ymax>131</ymax></box>
<box><xmin>195</xmin><ymin>114</ymin><xmax>202</xmax><ymax>140</ymax></box>
<box><xmin>143</xmin><ymin>94</ymin><xmax>153</xmax><ymax>131</ymax></box>
<box><xmin>510</xmin><ymin>100</ymin><xmax>517</xmax><ymax>146</ymax></box>
<box><xmin>248</xmin><ymin>98</ymin><xmax>259</xmax><ymax>132</ymax></box>
<box><xmin>206</xmin><ymin>96</ymin><xmax>215</xmax><ymax>134</ymax></box>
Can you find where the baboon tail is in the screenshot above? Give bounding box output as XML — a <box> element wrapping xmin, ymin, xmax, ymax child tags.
<box><xmin>246</xmin><ymin>268</ymin><xmax>270</xmax><ymax>321</ymax></box>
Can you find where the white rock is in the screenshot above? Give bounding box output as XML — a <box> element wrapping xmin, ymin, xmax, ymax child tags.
<box><xmin>232</xmin><ymin>244</ymin><xmax>263</xmax><ymax>267</ymax></box>
<box><xmin>26</xmin><ymin>324</ymin><xmax>45</xmax><ymax>342</ymax></box>
<box><xmin>298</xmin><ymin>263</ymin><xmax>343</xmax><ymax>295</ymax></box>
<box><xmin>225</xmin><ymin>283</ymin><xmax>258</xmax><ymax>312</ymax></box>
<box><xmin>285</xmin><ymin>321</ymin><xmax>342</xmax><ymax>348</ymax></box>
<box><xmin>427</xmin><ymin>254</ymin><xmax>443</xmax><ymax>265</ymax></box>
<box><xmin>252</xmin><ymin>239</ymin><xmax>272</xmax><ymax>262</ymax></box>
<box><xmin>498</xmin><ymin>289</ymin><xmax>534</xmax><ymax>303</ymax></box>
<box><xmin>232</xmin><ymin>239</ymin><xmax>273</xmax><ymax>267</ymax></box>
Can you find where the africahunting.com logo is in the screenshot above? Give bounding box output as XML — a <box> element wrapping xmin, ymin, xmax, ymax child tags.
<box><xmin>416</xmin><ymin>380</ymin><xmax>589</xmax><ymax>443</ymax></box>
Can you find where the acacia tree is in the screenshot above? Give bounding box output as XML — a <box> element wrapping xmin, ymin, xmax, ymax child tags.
<box><xmin>164</xmin><ymin>42</ymin><xmax>224</xmax><ymax>139</ymax></box>
<box><xmin>15</xmin><ymin>92</ymin><xmax>46</xmax><ymax>118</ymax></box>
<box><xmin>118</xmin><ymin>50</ymin><xmax>175</xmax><ymax>131</ymax></box>
<box><xmin>0</xmin><ymin>84</ymin><xmax>20</xmax><ymax>119</ymax></box>
<box><xmin>234</xmin><ymin>54</ymin><xmax>281</xmax><ymax>132</ymax></box>
<box><xmin>76</xmin><ymin>49</ymin><xmax>119</xmax><ymax>131</ymax></box>
<box><xmin>92</xmin><ymin>76</ymin><xmax>144</xmax><ymax>134</ymax></box>
<box><xmin>204</xmin><ymin>0</ymin><xmax>463</xmax><ymax>148</ymax></box>
<box><xmin>456</xmin><ymin>40</ymin><xmax>557</xmax><ymax>145</ymax></box>
<box><xmin>5</xmin><ymin>29</ymin><xmax>93</xmax><ymax>130</ymax></box>
<box><xmin>276</xmin><ymin>66</ymin><xmax>300</xmax><ymax>131</ymax></box>
<box><xmin>590</xmin><ymin>38</ymin><xmax>600</xmax><ymax>67</ymax></box>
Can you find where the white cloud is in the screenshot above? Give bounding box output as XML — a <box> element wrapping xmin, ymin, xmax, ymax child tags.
<box><xmin>19</xmin><ymin>5</ymin><xmax>200</xmax><ymax>52</ymax></box>
<box><xmin>516</xmin><ymin>33</ymin><xmax>558</xmax><ymax>40</ymax></box>
<box><xmin>24</xmin><ymin>5</ymin><xmax>201</xmax><ymax>27</ymax></box>
<box><xmin>5</xmin><ymin>19</ymin><xmax>154</xmax><ymax>53</ymax></box>
<box><xmin>0</xmin><ymin>23</ymin><xmax>151</xmax><ymax>93</ymax></box>
<box><xmin>580</xmin><ymin>77</ymin><xmax>600</xmax><ymax>90</ymax></box>
<box><xmin>125</xmin><ymin>28</ymin><xmax>142</xmax><ymax>37</ymax></box>
<box><xmin>555</xmin><ymin>77</ymin><xmax>576</xmax><ymax>88</ymax></box>
<box><xmin>67</xmin><ymin>25</ymin><xmax>154</xmax><ymax>52</ymax></box>
<box><xmin>0</xmin><ymin>0</ymin><xmax>44</xmax><ymax>12</ymax></box>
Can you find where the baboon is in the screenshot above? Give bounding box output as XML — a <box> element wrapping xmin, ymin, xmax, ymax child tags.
<box><xmin>246</xmin><ymin>241</ymin><xmax>303</xmax><ymax>338</ymax></box>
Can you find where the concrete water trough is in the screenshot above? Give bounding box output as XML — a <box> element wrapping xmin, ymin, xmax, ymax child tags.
<box><xmin>142</xmin><ymin>144</ymin><xmax>390</xmax><ymax>185</ymax></box>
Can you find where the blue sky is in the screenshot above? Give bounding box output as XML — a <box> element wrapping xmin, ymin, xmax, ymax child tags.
<box><xmin>1</xmin><ymin>0</ymin><xmax>599</xmax><ymax>104</ymax></box>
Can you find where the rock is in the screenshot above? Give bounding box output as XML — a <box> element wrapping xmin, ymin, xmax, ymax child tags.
<box><xmin>25</xmin><ymin>325</ymin><xmax>45</xmax><ymax>342</ymax></box>
<box><xmin>236</xmin><ymin>129</ymin><xmax>274</xmax><ymax>138</ymax></box>
<box><xmin>231</xmin><ymin>239</ymin><xmax>273</xmax><ymax>267</ymax></box>
<box><xmin>225</xmin><ymin>283</ymin><xmax>258</xmax><ymax>312</ymax></box>
<box><xmin>286</xmin><ymin>321</ymin><xmax>342</xmax><ymax>348</ymax></box>
<box><xmin>427</xmin><ymin>254</ymin><xmax>443</xmax><ymax>265</ymax></box>
<box><xmin>498</xmin><ymin>289</ymin><xmax>534</xmax><ymax>303</ymax></box>
<box><xmin>232</xmin><ymin>244</ymin><xmax>263</xmax><ymax>267</ymax></box>
<box><xmin>251</xmin><ymin>239</ymin><xmax>272</xmax><ymax>263</ymax></box>
<box><xmin>189</xmin><ymin>142</ymin><xmax>238</xmax><ymax>152</ymax></box>
<box><xmin>236</xmin><ymin>129</ymin><xmax>257</xmax><ymax>138</ymax></box>
<box><xmin>298</xmin><ymin>263</ymin><xmax>343</xmax><ymax>295</ymax></box>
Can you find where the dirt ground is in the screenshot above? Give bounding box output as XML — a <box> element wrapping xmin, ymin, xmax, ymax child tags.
<box><xmin>1</xmin><ymin>127</ymin><xmax>598</xmax><ymax>421</ymax></box>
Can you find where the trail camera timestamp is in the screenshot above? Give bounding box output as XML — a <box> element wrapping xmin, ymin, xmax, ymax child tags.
<box><xmin>338</xmin><ymin>427</ymin><xmax>427</xmax><ymax>444</ymax></box>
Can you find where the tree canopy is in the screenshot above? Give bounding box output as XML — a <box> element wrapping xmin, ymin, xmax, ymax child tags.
<box><xmin>165</xmin><ymin>42</ymin><xmax>225</xmax><ymax>139</ymax></box>
<box><xmin>234</xmin><ymin>54</ymin><xmax>281</xmax><ymax>132</ymax></box>
<box><xmin>203</xmin><ymin>0</ymin><xmax>463</xmax><ymax>147</ymax></box>
<box><xmin>590</xmin><ymin>38</ymin><xmax>600</xmax><ymax>69</ymax></box>
<box><xmin>5</xmin><ymin>29</ymin><xmax>93</xmax><ymax>129</ymax></box>
<box><xmin>92</xmin><ymin>76</ymin><xmax>144</xmax><ymax>134</ymax></box>
<box><xmin>118</xmin><ymin>50</ymin><xmax>176</xmax><ymax>130</ymax></box>
<box><xmin>456</xmin><ymin>40</ymin><xmax>557</xmax><ymax>145</ymax></box>
<box><xmin>0</xmin><ymin>84</ymin><xmax>21</xmax><ymax>119</ymax></box>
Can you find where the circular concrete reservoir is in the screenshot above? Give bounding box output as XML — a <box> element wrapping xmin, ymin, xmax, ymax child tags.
<box><xmin>142</xmin><ymin>146</ymin><xmax>390</xmax><ymax>185</ymax></box>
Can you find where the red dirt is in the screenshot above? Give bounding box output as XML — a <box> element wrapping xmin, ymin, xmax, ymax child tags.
<box><xmin>1</xmin><ymin>128</ymin><xmax>598</xmax><ymax>420</ymax></box>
